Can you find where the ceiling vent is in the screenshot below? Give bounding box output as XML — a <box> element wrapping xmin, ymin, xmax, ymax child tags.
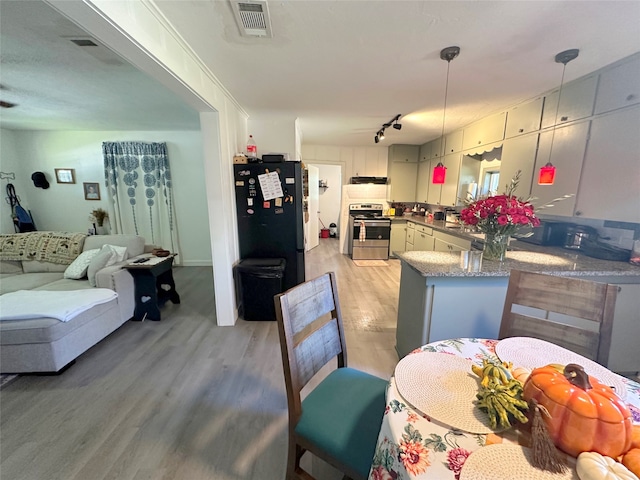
<box><xmin>66</xmin><ymin>37</ymin><xmax>124</xmax><ymax>66</ymax></box>
<box><xmin>230</xmin><ymin>1</ymin><xmax>273</xmax><ymax>38</ymax></box>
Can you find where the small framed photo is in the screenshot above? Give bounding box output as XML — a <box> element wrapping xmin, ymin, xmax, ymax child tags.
<box><xmin>83</xmin><ymin>182</ymin><xmax>101</xmax><ymax>201</ymax></box>
<box><xmin>55</xmin><ymin>168</ymin><xmax>76</xmax><ymax>184</ymax></box>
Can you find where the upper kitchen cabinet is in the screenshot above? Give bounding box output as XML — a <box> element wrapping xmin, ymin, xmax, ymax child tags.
<box><xmin>530</xmin><ymin>120</ymin><xmax>590</xmax><ymax>217</ymax></box>
<box><xmin>419</xmin><ymin>142</ymin><xmax>431</xmax><ymax>162</ymax></box>
<box><xmin>427</xmin><ymin>159</ymin><xmax>442</xmax><ymax>204</ymax></box>
<box><xmin>440</xmin><ymin>153</ymin><xmax>462</xmax><ymax>206</ymax></box>
<box><xmin>505</xmin><ymin>97</ymin><xmax>544</xmax><ymax>138</ymax></box>
<box><xmin>594</xmin><ymin>54</ymin><xmax>640</xmax><ymax>115</ymax></box>
<box><xmin>430</xmin><ymin>137</ymin><xmax>443</xmax><ymax>159</ymax></box>
<box><xmin>444</xmin><ymin>130</ymin><xmax>464</xmax><ymax>154</ymax></box>
<box><xmin>541</xmin><ymin>74</ymin><xmax>597</xmax><ymax>129</ymax></box>
<box><xmin>416</xmin><ymin>160</ymin><xmax>431</xmax><ymax>203</ymax></box>
<box><xmin>462</xmin><ymin>112</ymin><xmax>507</xmax><ymax>151</ymax></box>
<box><xmin>575</xmin><ymin>106</ymin><xmax>640</xmax><ymax>223</ymax></box>
<box><xmin>389</xmin><ymin>144</ymin><xmax>419</xmax><ymax>163</ymax></box>
<box><xmin>387</xmin><ymin>145</ymin><xmax>419</xmax><ymax>202</ymax></box>
<box><xmin>499</xmin><ymin>133</ymin><xmax>539</xmax><ymax>200</ymax></box>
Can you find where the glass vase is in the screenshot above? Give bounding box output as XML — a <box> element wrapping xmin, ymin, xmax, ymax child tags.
<box><xmin>483</xmin><ymin>233</ymin><xmax>509</xmax><ymax>261</ymax></box>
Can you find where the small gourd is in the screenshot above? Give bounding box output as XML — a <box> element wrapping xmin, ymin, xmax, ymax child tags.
<box><xmin>511</xmin><ymin>366</ymin><xmax>531</xmax><ymax>384</ymax></box>
<box><xmin>622</xmin><ymin>448</ymin><xmax>640</xmax><ymax>477</ymax></box>
<box><xmin>576</xmin><ymin>452</ymin><xmax>638</xmax><ymax>480</ymax></box>
<box><xmin>523</xmin><ymin>363</ymin><xmax>632</xmax><ymax>458</ymax></box>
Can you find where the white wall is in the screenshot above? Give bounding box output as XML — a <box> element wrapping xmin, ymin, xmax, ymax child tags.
<box><xmin>248</xmin><ymin>113</ymin><xmax>297</xmax><ymax>159</ymax></box>
<box><xmin>302</xmin><ymin>144</ymin><xmax>389</xmax><ymax>182</ymax></box>
<box><xmin>9</xmin><ymin>130</ymin><xmax>212</xmax><ymax>266</ymax></box>
<box><xmin>0</xmin><ymin>129</ymin><xmax>32</xmax><ymax>234</ymax></box>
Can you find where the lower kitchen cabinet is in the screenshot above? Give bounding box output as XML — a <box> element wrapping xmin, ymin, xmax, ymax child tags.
<box><xmin>414</xmin><ymin>225</ymin><xmax>434</xmax><ymax>251</ymax></box>
<box><xmin>405</xmin><ymin>222</ymin><xmax>415</xmax><ymax>251</ymax></box>
<box><xmin>390</xmin><ymin>221</ymin><xmax>407</xmax><ymax>257</ymax></box>
<box><xmin>432</xmin><ymin>230</ymin><xmax>471</xmax><ymax>252</ymax></box>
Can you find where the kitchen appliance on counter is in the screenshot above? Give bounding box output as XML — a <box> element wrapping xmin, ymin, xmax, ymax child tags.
<box><xmin>350</xmin><ymin>176</ymin><xmax>387</xmax><ymax>184</ymax></box>
<box><xmin>348</xmin><ymin>203</ymin><xmax>391</xmax><ymax>260</ymax></box>
<box><xmin>563</xmin><ymin>224</ymin><xmax>598</xmax><ymax>250</ymax></box>
<box><xmin>517</xmin><ymin>220</ymin><xmax>570</xmax><ymax>246</ymax></box>
<box><xmin>233</xmin><ymin>162</ymin><xmax>305</xmax><ymax>291</ymax></box>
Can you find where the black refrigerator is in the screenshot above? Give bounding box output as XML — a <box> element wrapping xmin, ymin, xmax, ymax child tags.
<box><xmin>234</xmin><ymin>161</ymin><xmax>305</xmax><ymax>291</ymax></box>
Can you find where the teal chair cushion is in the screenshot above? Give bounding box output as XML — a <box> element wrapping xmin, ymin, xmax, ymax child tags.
<box><xmin>295</xmin><ymin>367</ymin><xmax>388</xmax><ymax>478</ymax></box>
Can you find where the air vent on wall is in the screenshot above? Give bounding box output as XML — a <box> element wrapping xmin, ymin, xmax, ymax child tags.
<box><xmin>66</xmin><ymin>37</ymin><xmax>124</xmax><ymax>66</ymax></box>
<box><xmin>230</xmin><ymin>0</ymin><xmax>273</xmax><ymax>37</ymax></box>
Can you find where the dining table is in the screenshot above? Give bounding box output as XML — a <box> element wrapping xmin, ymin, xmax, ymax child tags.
<box><xmin>368</xmin><ymin>337</ymin><xmax>640</xmax><ymax>480</ymax></box>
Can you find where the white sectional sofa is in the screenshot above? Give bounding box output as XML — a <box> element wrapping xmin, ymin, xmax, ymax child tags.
<box><xmin>0</xmin><ymin>232</ymin><xmax>152</xmax><ymax>373</ymax></box>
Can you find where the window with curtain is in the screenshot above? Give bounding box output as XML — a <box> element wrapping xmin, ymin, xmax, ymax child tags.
<box><xmin>102</xmin><ymin>142</ymin><xmax>180</xmax><ymax>260</ymax></box>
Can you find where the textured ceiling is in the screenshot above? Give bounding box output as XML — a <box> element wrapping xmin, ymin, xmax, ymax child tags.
<box><xmin>1</xmin><ymin>1</ymin><xmax>640</xmax><ymax>147</ymax></box>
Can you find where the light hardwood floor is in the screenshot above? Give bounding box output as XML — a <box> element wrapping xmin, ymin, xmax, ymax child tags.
<box><xmin>0</xmin><ymin>238</ymin><xmax>401</xmax><ymax>480</ymax></box>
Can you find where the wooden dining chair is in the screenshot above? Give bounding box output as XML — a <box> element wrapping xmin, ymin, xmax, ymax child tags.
<box><xmin>274</xmin><ymin>272</ymin><xmax>388</xmax><ymax>480</ymax></box>
<box><xmin>499</xmin><ymin>269</ymin><xmax>618</xmax><ymax>366</ymax></box>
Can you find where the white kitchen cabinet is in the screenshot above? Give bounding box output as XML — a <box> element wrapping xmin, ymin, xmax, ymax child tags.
<box><xmin>390</xmin><ymin>220</ymin><xmax>407</xmax><ymax>257</ymax></box>
<box><xmin>427</xmin><ymin>159</ymin><xmax>442</xmax><ymax>204</ymax></box>
<box><xmin>541</xmin><ymin>74</ymin><xmax>597</xmax><ymax>129</ymax></box>
<box><xmin>499</xmin><ymin>133</ymin><xmax>539</xmax><ymax>199</ymax></box>
<box><xmin>433</xmin><ymin>230</ymin><xmax>471</xmax><ymax>252</ymax></box>
<box><xmin>388</xmin><ymin>144</ymin><xmax>419</xmax><ymax>202</ymax></box>
<box><xmin>430</xmin><ymin>137</ymin><xmax>443</xmax><ymax>160</ymax></box>
<box><xmin>405</xmin><ymin>221</ymin><xmax>415</xmax><ymax>251</ymax></box>
<box><xmin>389</xmin><ymin>144</ymin><xmax>419</xmax><ymax>163</ymax></box>
<box><xmin>530</xmin><ymin>120</ymin><xmax>590</xmax><ymax>217</ymax></box>
<box><xmin>440</xmin><ymin>153</ymin><xmax>462</xmax><ymax>206</ymax></box>
<box><xmin>414</xmin><ymin>225</ymin><xmax>434</xmax><ymax>251</ymax></box>
<box><xmin>444</xmin><ymin>130</ymin><xmax>464</xmax><ymax>154</ymax></box>
<box><xmin>419</xmin><ymin>142</ymin><xmax>431</xmax><ymax>162</ymax></box>
<box><xmin>416</xmin><ymin>159</ymin><xmax>431</xmax><ymax>203</ymax></box>
<box><xmin>505</xmin><ymin>97</ymin><xmax>543</xmax><ymax>138</ymax></box>
<box><xmin>575</xmin><ymin>106</ymin><xmax>640</xmax><ymax>223</ymax></box>
<box><xmin>594</xmin><ymin>54</ymin><xmax>640</xmax><ymax>115</ymax></box>
<box><xmin>462</xmin><ymin>112</ymin><xmax>507</xmax><ymax>151</ymax></box>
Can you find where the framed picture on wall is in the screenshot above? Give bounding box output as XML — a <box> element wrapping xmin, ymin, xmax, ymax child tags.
<box><xmin>55</xmin><ymin>168</ymin><xmax>76</xmax><ymax>184</ymax></box>
<box><xmin>83</xmin><ymin>182</ymin><xmax>101</xmax><ymax>200</ymax></box>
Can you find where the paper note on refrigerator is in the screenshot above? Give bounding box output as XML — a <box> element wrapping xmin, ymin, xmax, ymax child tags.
<box><xmin>258</xmin><ymin>171</ymin><xmax>284</xmax><ymax>201</ymax></box>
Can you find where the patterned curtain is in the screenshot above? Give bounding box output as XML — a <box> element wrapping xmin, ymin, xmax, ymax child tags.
<box><xmin>102</xmin><ymin>142</ymin><xmax>180</xmax><ymax>260</ymax></box>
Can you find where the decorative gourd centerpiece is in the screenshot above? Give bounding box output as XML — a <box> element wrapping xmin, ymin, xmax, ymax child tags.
<box><xmin>522</xmin><ymin>363</ymin><xmax>633</xmax><ymax>459</ymax></box>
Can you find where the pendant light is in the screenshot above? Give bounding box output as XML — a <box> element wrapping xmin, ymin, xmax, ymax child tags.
<box><xmin>538</xmin><ymin>48</ymin><xmax>579</xmax><ymax>185</ymax></box>
<box><xmin>433</xmin><ymin>46</ymin><xmax>460</xmax><ymax>184</ymax></box>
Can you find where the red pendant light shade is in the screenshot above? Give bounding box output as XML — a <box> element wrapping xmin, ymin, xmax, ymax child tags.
<box><xmin>433</xmin><ymin>162</ymin><xmax>446</xmax><ymax>184</ymax></box>
<box><xmin>538</xmin><ymin>163</ymin><xmax>556</xmax><ymax>185</ymax></box>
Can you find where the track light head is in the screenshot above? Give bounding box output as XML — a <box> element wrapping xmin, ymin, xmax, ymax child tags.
<box><xmin>374</xmin><ymin>134</ymin><xmax>379</xmax><ymax>143</ymax></box>
<box><xmin>393</xmin><ymin>122</ymin><xmax>402</xmax><ymax>130</ymax></box>
<box><xmin>379</xmin><ymin>129</ymin><xmax>385</xmax><ymax>140</ymax></box>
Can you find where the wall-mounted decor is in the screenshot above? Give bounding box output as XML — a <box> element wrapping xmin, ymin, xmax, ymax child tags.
<box><xmin>55</xmin><ymin>168</ymin><xmax>76</xmax><ymax>184</ymax></box>
<box><xmin>83</xmin><ymin>182</ymin><xmax>100</xmax><ymax>200</ymax></box>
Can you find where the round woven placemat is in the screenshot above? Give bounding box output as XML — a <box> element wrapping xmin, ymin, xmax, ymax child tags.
<box><xmin>459</xmin><ymin>445</ymin><xmax>578</xmax><ymax>480</ymax></box>
<box><xmin>495</xmin><ymin>337</ymin><xmax>627</xmax><ymax>400</ymax></box>
<box><xmin>394</xmin><ymin>352</ymin><xmax>507</xmax><ymax>434</ymax></box>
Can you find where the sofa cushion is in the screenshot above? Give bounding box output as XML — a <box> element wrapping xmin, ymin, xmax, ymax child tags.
<box><xmin>22</xmin><ymin>260</ymin><xmax>68</xmax><ymax>273</ymax></box>
<box><xmin>83</xmin><ymin>235</ymin><xmax>144</xmax><ymax>259</ymax></box>
<box><xmin>64</xmin><ymin>248</ymin><xmax>100</xmax><ymax>279</ymax></box>
<box><xmin>0</xmin><ymin>273</ymin><xmax>64</xmax><ymax>295</ymax></box>
<box><xmin>0</xmin><ymin>260</ymin><xmax>23</xmax><ymax>274</ymax></box>
<box><xmin>34</xmin><ymin>278</ymin><xmax>93</xmax><ymax>291</ymax></box>
<box><xmin>87</xmin><ymin>245</ymin><xmax>124</xmax><ymax>287</ymax></box>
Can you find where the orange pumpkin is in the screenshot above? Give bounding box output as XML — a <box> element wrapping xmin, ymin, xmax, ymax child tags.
<box><xmin>631</xmin><ymin>425</ymin><xmax>640</xmax><ymax>449</ymax></box>
<box><xmin>522</xmin><ymin>363</ymin><xmax>632</xmax><ymax>458</ymax></box>
<box><xmin>622</xmin><ymin>448</ymin><xmax>640</xmax><ymax>477</ymax></box>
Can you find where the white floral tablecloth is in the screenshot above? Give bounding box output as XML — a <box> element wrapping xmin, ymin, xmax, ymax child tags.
<box><xmin>368</xmin><ymin>338</ymin><xmax>640</xmax><ymax>480</ymax></box>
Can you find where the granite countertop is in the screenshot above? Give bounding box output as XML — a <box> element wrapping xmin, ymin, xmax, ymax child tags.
<box><xmin>391</xmin><ymin>215</ymin><xmax>481</xmax><ymax>242</ymax></box>
<box><xmin>396</xmin><ymin>243</ymin><xmax>640</xmax><ymax>278</ymax></box>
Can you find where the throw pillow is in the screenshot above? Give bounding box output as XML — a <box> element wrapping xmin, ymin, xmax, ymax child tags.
<box><xmin>108</xmin><ymin>244</ymin><xmax>127</xmax><ymax>263</ymax></box>
<box><xmin>64</xmin><ymin>248</ymin><xmax>100</xmax><ymax>279</ymax></box>
<box><xmin>87</xmin><ymin>245</ymin><xmax>120</xmax><ymax>287</ymax></box>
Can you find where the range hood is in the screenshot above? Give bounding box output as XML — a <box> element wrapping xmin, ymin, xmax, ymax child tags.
<box><xmin>350</xmin><ymin>176</ymin><xmax>387</xmax><ymax>184</ymax></box>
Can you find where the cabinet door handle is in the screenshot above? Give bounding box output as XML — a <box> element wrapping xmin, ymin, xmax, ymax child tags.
<box><xmin>561</xmin><ymin>116</ymin><xmax>569</xmax><ymax>122</ymax></box>
<box><xmin>575</xmin><ymin>210</ymin><xmax>582</xmax><ymax>216</ymax></box>
<box><xmin>518</xmin><ymin>128</ymin><xmax>524</xmax><ymax>133</ymax></box>
<box><xmin>626</xmin><ymin>94</ymin><xmax>635</xmax><ymax>101</ymax></box>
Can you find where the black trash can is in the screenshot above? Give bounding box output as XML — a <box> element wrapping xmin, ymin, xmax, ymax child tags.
<box><xmin>235</xmin><ymin>258</ymin><xmax>286</xmax><ymax>321</ymax></box>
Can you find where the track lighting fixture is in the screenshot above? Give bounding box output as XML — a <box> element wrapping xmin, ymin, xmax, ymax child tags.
<box><xmin>373</xmin><ymin>114</ymin><xmax>402</xmax><ymax>143</ymax></box>
<box><xmin>538</xmin><ymin>48</ymin><xmax>579</xmax><ymax>185</ymax></box>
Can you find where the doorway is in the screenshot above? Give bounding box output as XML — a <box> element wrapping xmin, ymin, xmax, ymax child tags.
<box><xmin>309</xmin><ymin>163</ymin><xmax>342</xmax><ymax>239</ymax></box>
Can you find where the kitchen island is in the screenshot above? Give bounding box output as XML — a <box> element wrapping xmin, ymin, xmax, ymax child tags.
<box><xmin>395</xmin><ymin>245</ymin><xmax>640</xmax><ymax>372</ymax></box>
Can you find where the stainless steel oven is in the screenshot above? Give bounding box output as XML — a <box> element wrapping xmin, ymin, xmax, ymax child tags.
<box><xmin>348</xmin><ymin>203</ymin><xmax>391</xmax><ymax>260</ymax></box>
